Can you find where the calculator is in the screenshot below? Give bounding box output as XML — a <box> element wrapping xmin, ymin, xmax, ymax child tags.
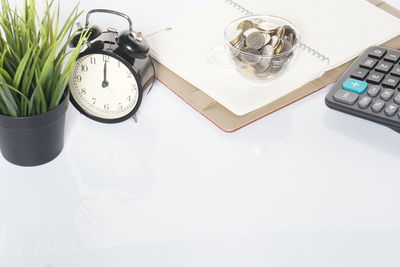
<box><xmin>325</xmin><ymin>46</ymin><xmax>400</xmax><ymax>133</ymax></box>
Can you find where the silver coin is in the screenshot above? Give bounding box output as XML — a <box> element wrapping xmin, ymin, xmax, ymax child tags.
<box><xmin>240</xmin><ymin>48</ymin><xmax>261</xmax><ymax>64</ymax></box>
<box><xmin>244</xmin><ymin>29</ymin><xmax>265</xmax><ymax>50</ymax></box>
<box><xmin>262</xmin><ymin>33</ymin><xmax>271</xmax><ymax>46</ymax></box>
<box><xmin>281</xmin><ymin>39</ymin><xmax>293</xmax><ymax>53</ymax></box>
<box><xmin>261</xmin><ymin>44</ymin><xmax>274</xmax><ymax>56</ymax></box>
<box><xmin>282</xmin><ymin>25</ymin><xmax>293</xmax><ymax>36</ymax></box>
<box><xmin>258</xmin><ymin>22</ymin><xmax>278</xmax><ymax>34</ymax></box>
<box><xmin>270</xmin><ymin>57</ymin><xmax>288</xmax><ymax>72</ymax></box>
<box><xmin>270</xmin><ymin>35</ymin><xmax>280</xmax><ymax>48</ymax></box>
<box><xmin>243</xmin><ymin>28</ymin><xmax>259</xmax><ymax>36</ymax></box>
<box><xmin>284</xmin><ymin>33</ymin><xmax>295</xmax><ymax>45</ymax></box>
<box><xmin>269</xmin><ymin>64</ymin><xmax>284</xmax><ymax>73</ymax></box>
<box><xmin>256</xmin><ymin>58</ymin><xmax>271</xmax><ymax>72</ymax></box>
<box><xmin>282</xmin><ymin>26</ymin><xmax>296</xmax><ymax>45</ymax></box>
<box><xmin>255</xmin><ymin>65</ymin><xmax>270</xmax><ymax>75</ymax></box>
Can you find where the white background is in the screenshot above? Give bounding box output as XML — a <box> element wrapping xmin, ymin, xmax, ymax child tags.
<box><xmin>1</xmin><ymin>0</ymin><xmax>400</xmax><ymax>266</ymax></box>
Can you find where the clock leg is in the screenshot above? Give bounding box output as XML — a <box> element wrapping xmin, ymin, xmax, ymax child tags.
<box><xmin>132</xmin><ymin>114</ymin><xmax>138</xmax><ymax>123</ymax></box>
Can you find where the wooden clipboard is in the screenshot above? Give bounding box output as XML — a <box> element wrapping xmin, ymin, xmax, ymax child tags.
<box><xmin>154</xmin><ymin>0</ymin><xmax>400</xmax><ymax>132</ymax></box>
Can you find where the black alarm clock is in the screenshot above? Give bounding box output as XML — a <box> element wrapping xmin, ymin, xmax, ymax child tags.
<box><xmin>69</xmin><ymin>9</ymin><xmax>155</xmax><ymax>123</ymax></box>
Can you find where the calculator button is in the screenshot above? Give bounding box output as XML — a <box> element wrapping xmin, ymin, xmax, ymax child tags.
<box><xmin>382</xmin><ymin>76</ymin><xmax>400</xmax><ymax>88</ymax></box>
<box><xmin>367</xmin><ymin>85</ymin><xmax>381</xmax><ymax>97</ymax></box>
<box><xmin>394</xmin><ymin>93</ymin><xmax>400</xmax><ymax>104</ymax></box>
<box><xmin>369</xmin><ymin>48</ymin><xmax>387</xmax><ymax>59</ymax></box>
<box><xmin>334</xmin><ymin>89</ymin><xmax>359</xmax><ymax>105</ymax></box>
<box><xmin>384</xmin><ymin>51</ymin><xmax>400</xmax><ymax>63</ymax></box>
<box><xmin>371</xmin><ymin>100</ymin><xmax>386</xmax><ymax>113</ymax></box>
<box><xmin>381</xmin><ymin>89</ymin><xmax>395</xmax><ymax>101</ymax></box>
<box><xmin>351</xmin><ymin>68</ymin><xmax>369</xmax><ymax>80</ymax></box>
<box><xmin>358</xmin><ymin>96</ymin><xmax>372</xmax><ymax>109</ymax></box>
<box><xmin>390</xmin><ymin>66</ymin><xmax>400</xmax><ymax>77</ymax></box>
<box><xmin>342</xmin><ymin>78</ymin><xmax>368</xmax><ymax>93</ymax></box>
<box><xmin>360</xmin><ymin>58</ymin><xmax>378</xmax><ymax>70</ymax></box>
<box><xmin>366</xmin><ymin>71</ymin><xmax>385</xmax><ymax>84</ymax></box>
<box><xmin>375</xmin><ymin>61</ymin><xmax>393</xmax><ymax>73</ymax></box>
<box><xmin>384</xmin><ymin>103</ymin><xmax>399</xmax><ymax>117</ymax></box>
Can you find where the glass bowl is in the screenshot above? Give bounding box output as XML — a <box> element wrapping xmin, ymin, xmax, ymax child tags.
<box><xmin>225</xmin><ymin>15</ymin><xmax>301</xmax><ymax>81</ymax></box>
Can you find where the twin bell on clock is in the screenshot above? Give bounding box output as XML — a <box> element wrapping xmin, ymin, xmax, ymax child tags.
<box><xmin>68</xmin><ymin>9</ymin><xmax>155</xmax><ymax>123</ymax></box>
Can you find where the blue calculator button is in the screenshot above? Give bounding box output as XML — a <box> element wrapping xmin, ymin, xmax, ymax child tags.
<box><xmin>342</xmin><ymin>78</ymin><xmax>368</xmax><ymax>94</ymax></box>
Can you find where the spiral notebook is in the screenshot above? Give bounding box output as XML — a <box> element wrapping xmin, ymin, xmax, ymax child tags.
<box><xmin>148</xmin><ymin>0</ymin><xmax>400</xmax><ymax>132</ymax></box>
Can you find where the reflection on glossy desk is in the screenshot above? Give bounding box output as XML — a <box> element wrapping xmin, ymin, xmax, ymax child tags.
<box><xmin>1</xmin><ymin>82</ymin><xmax>400</xmax><ymax>267</ymax></box>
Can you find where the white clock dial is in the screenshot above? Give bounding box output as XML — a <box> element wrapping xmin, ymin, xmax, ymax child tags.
<box><xmin>69</xmin><ymin>53</ymin><xmax>140</xmax><ymax>120</ymax></box>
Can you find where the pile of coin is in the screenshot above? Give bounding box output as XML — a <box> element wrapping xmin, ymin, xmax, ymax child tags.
<box><xmin>229</xmin><ymin>19</ymin><xmax>298</xmax><ymax>79</ymax></box>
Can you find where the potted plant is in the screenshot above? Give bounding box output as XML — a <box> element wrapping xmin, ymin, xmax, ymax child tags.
<box><xmin>0</xmin><ymin>0</ymin><xmax>86</xmax><ymax>166</ymax></box>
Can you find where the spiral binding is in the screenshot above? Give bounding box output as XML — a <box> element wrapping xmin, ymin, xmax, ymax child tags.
<box><xmin>224</xmin><ymin>0</ymin><xmax>330</xmax><ymax>64</ymax></box>
<box><xmin>224</xmin><ymin>0</ymin><xmax>254</xmax><ymax>16</ymax></box>
<box><xmin>299</xmin><ymin>43</ymin><xmax>330</xmax><ymax>63</ymax></box>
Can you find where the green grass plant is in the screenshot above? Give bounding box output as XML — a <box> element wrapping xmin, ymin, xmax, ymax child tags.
<box><xmin>0</xmin><ymin>0</ymin><xmax>86</xmax><ymax>117</ymax></box>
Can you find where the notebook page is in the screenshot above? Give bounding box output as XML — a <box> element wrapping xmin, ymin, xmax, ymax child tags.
<box><xmin>237</xmin><ymin>0</ymin><xmax>400</xmax><ymax>70</ymax></box>
<box><xmin>148</xmin><ymin>0</ymin><xmax>327</xmax><ymax>116</ymax></box>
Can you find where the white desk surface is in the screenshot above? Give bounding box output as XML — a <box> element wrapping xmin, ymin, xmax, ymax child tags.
<box><xmin>1</xmin><ymin>1</ymin><xmax>400</xmax><ymax>266</ymax></box>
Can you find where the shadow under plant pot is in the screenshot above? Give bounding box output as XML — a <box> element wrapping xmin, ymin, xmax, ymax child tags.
<box><xmin>0</xmin><ymin>91</ymin><xmax>69</xmax><ymax>167</ymax></box>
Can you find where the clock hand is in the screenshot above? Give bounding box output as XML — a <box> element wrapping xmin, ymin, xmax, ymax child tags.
<box><xmin>102</xmin><ymin>61</ymin><xmax>109</xmax><ymax>88</ymax></box>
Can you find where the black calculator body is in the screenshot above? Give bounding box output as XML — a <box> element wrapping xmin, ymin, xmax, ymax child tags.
<box><xmin>326</xmin><ymin>46</ymin><xmax>400</xmax><ymax>133</ymax></box>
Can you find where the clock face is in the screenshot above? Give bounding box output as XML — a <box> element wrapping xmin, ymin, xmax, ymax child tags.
<box><xmin>69</xmin><ymin>52</ymin><xmax>141</xmax><ymax>121</ymax></box>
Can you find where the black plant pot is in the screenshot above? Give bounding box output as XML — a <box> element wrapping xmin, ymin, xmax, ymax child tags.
<box><xmin>0</xmin><ymin>91</ymin><xmax>69</xmax><ymax>167</ymax></box>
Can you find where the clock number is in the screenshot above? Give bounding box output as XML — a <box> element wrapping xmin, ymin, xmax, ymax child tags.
<box><xmin>92</xmin><ymin>98</ymin><xmax>97</xmax><ymax>105</ymax></box>
<box><xmin>103</xmin><ymin>55</ymin><xmax>110</xmax><ymax>62</ymax></box>
<box><xmin>127</xmin><ymin>95</ymin><xmax>132</xmax><ymax>102</ymax></box>
<box><xmin>104</xmin><ymin>104</ymin><xmax>110</xmax><ymax>111</ymax></box>
<box><xmin>127</xmin><ymin>71</ymin><xmax>133</xmax><ymax>78</ymax></box>
<box><xmin>80</xmin><ymin>65</ymin><xmax>88</xmax><ymax>72</ymax></box>
<box><xmin>81</xmin><ymin>88</ymin><xmax>87</xmax><ymax>95</ymax></box>
<box><xmin>118</xmin><ymin>103</ymin><xmax>123</xmax><ymax>110</ymax></box>
<box><xmin>76</xmin><ymin>75</ymin><xmax>82</xmax><ymax>82</ymax></box>
<box><xmin>90</xmin><ymin>57</ymin><xmax>96</xmax><ymax>64</ymax></box>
